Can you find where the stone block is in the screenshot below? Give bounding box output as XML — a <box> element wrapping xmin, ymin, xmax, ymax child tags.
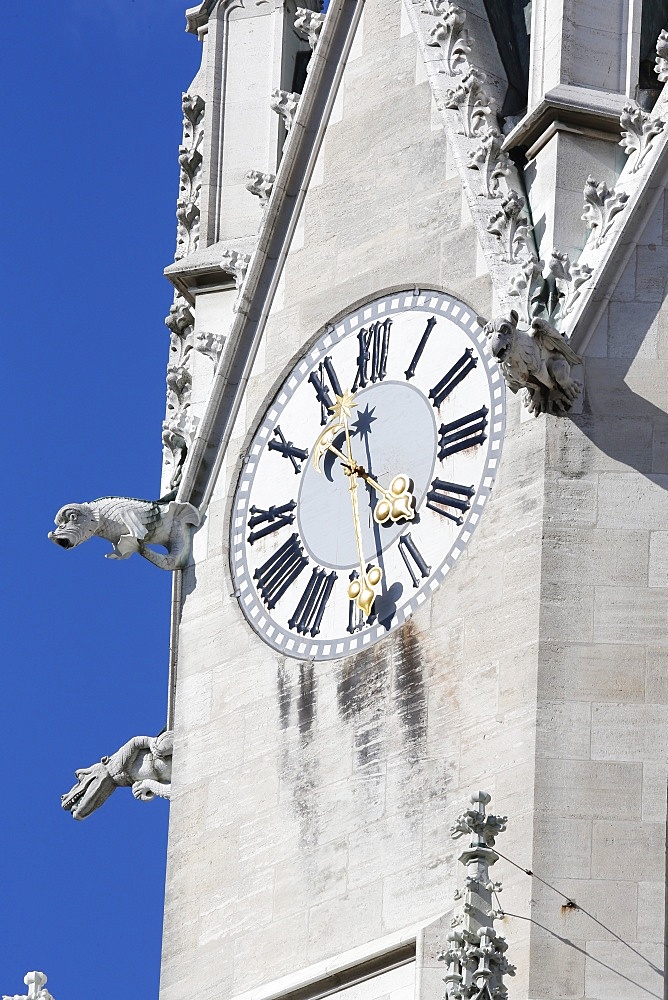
<box><xmin>538</xmin><ymin>641</ymin><xmax>645</xmax><ymax>702</ymax></box>
<box><xmin>608</xmin><ymin>301</ymin><xmax>659</xmax><ymax>359</ymax></box>
<box><xmin>637</xmin><ymin>881</ymin><xmax>665</xmax><ymax>942</ymax></box>
<box><xmin>527</xmin><ymin>919</ymin><xmax>586</xmax><ymax>999</ymax></box>
<box><xmin>648</xmin><ymin>532</ymin><xmax>668</xmax><ymax>588</ymax></box>
<box><xmin>584</xmin><ymin>940</ymin><xmax>663</xmax><ymax>1000</ymax></box>
<box><xmin>646</xmin><ymin>647</ymin><xmax>668</xmax><ymax>704</ymax></box>
<box><xmin>593</xmin><ymin>586</ymin><xmax>667</xmax><ymax>645</ymax></box>
<box><xmin>542</xmin><ymin>527</ymin><xmax>648</xmax><ymax>586</ymax></box>
<box><xmin>543</xmin><ymin>471</ymin><xmax>598</xmax><ymax>526</ymax></box>
<box><xmin>635</xmin><ymin>245</ymin><xmax>668</xmax><ymax>302</ymax></box>
<box><xmin>536</xmin><ymin>700</ymin><xmax>592</xmax><ymax>760</ymax></box>
<box><xmin>641</xmin><ymin>761</ymin><xmax>668</xmax><ymax>822</ymax></box>
<box><xmin>233</xmin><ymin>909</ymin><xmax>310</xmax><ymax>993</ymax></box>
<box><xmin>535</xmin><ymin>758</ymin><xmax>642</xmax><ymax>819</ymax></box>
<box><xmin>540</xmin><ymin>581</ymin><xmax>595</xmax><ymax>644</ymax></box>
<box><xmin>306</xmin><ymin>881</ymin><xmax>384</xmax><ymax>964</ymax></box>
<box><xmin>533</xmin><ymin>817</ymin><xmax>592</xmax><ymax>879</ymax></box>
<box><xmin>591</xmin><ymin>820</ymin><xmax>664</xmax><ymax>879</ymax></box>
<box><xmin>591</xmin><ymin>703</ymin><xmax>668</xmax><ymax>762</ymax></box>
<box><xmin>597</xmin><ymin>472</ymin><xmax>668</xmax><ymax>530</ymax></box>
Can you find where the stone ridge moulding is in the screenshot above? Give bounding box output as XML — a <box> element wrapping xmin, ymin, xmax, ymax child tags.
<box><xmin>48</xmin><ymin>495</ymin><xmax>200</xmax><ymax>570</ymax></box>
<box><xmin>61</xmin><ymin>732</ymin><xmax>173</xmax><ymax>821</ymax></box>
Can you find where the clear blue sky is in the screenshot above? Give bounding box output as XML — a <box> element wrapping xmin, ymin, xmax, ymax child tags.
<box><xmin>2</xmin><ymin>3</ymin><xmax>201</xmax><ymax>997</ymax></box>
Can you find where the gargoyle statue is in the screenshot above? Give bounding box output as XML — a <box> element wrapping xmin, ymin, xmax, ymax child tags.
<box><xmin>61</xmin><ymin>731</ymin><xmax>173</xmax><ymax>820</ymax></box>
<box><xmin>48</xmin><ymin>492</ymin><xmax>200</xmax><ymax>570</ymax></box>
<box><xmin>479</xmin><ymin>310</ymin><xmax>582</xmax><ymax>415</ymax></box>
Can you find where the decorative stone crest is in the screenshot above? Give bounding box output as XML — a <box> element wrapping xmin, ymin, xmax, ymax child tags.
<box><xmin>426</xmin><ymin>3</ymin><xmax>472</xmax><ymax>75</ymax></box>
<box><xmin>175</xmin><ymin>93</ymin><xmax>205</xmax><ymax>261</ymax></box>
<box><xmin>163</xmin><ymin>411</ymin><xmax>200</xmax><ymax>489</ymax></box>
<box><xmin>271</xmin><ymin>89</ymin><xmax>300</xmax><ymax>133</ymax></box>
<box><xmin>440</xmin><ymin>792</ymin><xmax>515</xmax><ymax>1000</ymax></box>
<box><xmin>443</xmin><ymin>69</ymin><xmax>494</xmax><ymax>137</ymax></box>
<box><xmin>546</xmin><ymin>251</ymin><xmax>593</xmax><ymax>320</ymax></box>
<box><xmin>245</xmin><ymin>169</ymin><xmax>276</xmax><ymax>206</ymax></box>
<box><xmin>486</xmin><ymin>190</ymin><xmax>533</xmax><ymax>264</ymax></box>
<box><xmin>582</xmin><ymin>175</ymin><xmax>630</xmax><ymax>248</ymax></box>
<box><xmin>479</xmin><ymin>311</ymin><xmax>582</xmax><ymax>415</ymax></box>
<box><xmin>3</xmin><ymin>973</ymin><xmax>54</xmax><ymax>1000</ymax></box>
<box><xmin>195</xmin><ymin>329</ymin><xmax>226</xmax><ymax>364</ymax></box>
<box><xmin>221</xmin><ymin>249</ymin><xmax>252</xmax><ymax>311</ymax></box>
<box><xmin>61</xmin><ymin>731</ymin><xmax>173</xmax><ymax>820</ymax></box>
<box><xmin>295</xmin><ymin>8</ymin><xmax>325</xmax><ymax>49</ymax></box>
<box><xmin>48</xmin><ymin>495</ymin><xmax>200</xmax><ymax>570</ymax></box>
<box><xmin>655</xmin><ymin>28</ymin><xmax>668</xmax><ymax>82</ymax></box>
<box><xmin>466</xmin><ymin>126</ymin><xmax>510</xmax><ymax>198</ymax></box>
<box><xmin>619</xmin><ymin>102</ymin><xmax>664</xmax><ymax>173</ymax></box>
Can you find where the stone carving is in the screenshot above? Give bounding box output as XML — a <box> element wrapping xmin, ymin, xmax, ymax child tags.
<box><xmin>175</xmin><ymin>93</ymin><xmax>205</xmax><ymax>261</ymax></box>
<box><xmin>440</xmin><ymin>792</ymin><xmax>515</xmax><ymax>1000</ymax></box>
<box><xmin>507</xmin><ymin>250</ymin><xmax>594</xmax><ymax>326</ymax></box>
<box><xmin>443</xmin><ymin>69</ymin><xmax>494</xmax><ymax>137</ymax></box>
<box><xmin>413</xmin><ymin>0</ymin><xmax>449</xmax><ymax>16</ymax></box>
<box><xmin>619</xmin><ymin>102</ymin><xmax>664</xmax><ymax>173</ymax></box>
<box><xmin>480</xmin><ymin>310</ymin><xmax>582</xmax><ymax>415</ymax></box>
<box><xmin>48</xmin><ymin>495</ymin><xmax>200</xmax><ymax>570</ymax></box>
<box><xmin>220</xmin><ymin>249</ymin><xmax>252</xmax><ymax>311</ymax></box>
<box><xmin>655</xmin><ymin>28</ymin><xmax>668</xmax><ymax>82</ymax></box>
<box><xmin>582</xmin><ymin>175</ymin><xmax>629</xmax><ymax>248</ymax></box>
<box><xmin>486</xmin><ymin>190</ymin><xmax>533</xmax><ymax>264</ymax></box>
<box><xmin>295</xmin><ymin>8</ymin><xmax>325</xmax><ymax>49</ymax></box>
<box><xmin>3</xmin><ymin>972</ymin><xmax>54</xmax><ymax>1000</ymax></box>
<box><xmin>245</xmin><ymin>169</ymin><xmax>276</xmax><ymax>206</ymax></box>
<box><xmin>163</xmin><ymin>297</ymin><xmax>195</xmax><ymax>487</ymax></box>
<box><xmin>195</xmin><ymin>329</ymin><xmax>226</xmax><ymax>363</ymax></box>
<box><xmin>466</xmin><ymin>126</ymin><xmax>510</xmax><ymax>197</ymax></box>
<box><xmin>162</xmin><ymin>411</ymin><xmax>200</xmax><ymax>489</ymax></box>
<box><xmin>271</xmin><ymin>89</ymin><xmax>300</xmax><ymax>133</ymax></box>
<box><xmin>426</xmin><ymin>3</ymin><xmax>472</xmax><ymax>75</ymax></box>
<box><xmin>61</xmin><ymin>732</ymin><xmax>173</xmax><ymax>820</ymax></box>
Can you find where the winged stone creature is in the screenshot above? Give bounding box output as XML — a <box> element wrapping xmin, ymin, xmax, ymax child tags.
<box><xmin>61</xmin><ymin>731</ymin><xmax>173</xmax><ymax>820</ymax></box>
<box><xmin>479</xmin><ymin>310</ymin><xmax>582</xmax><ymax>415</ymax></box>
<box><xmin>48</xmin><ymin>491</ymin><xmax>200</xmax><ymax>570</ymax></box>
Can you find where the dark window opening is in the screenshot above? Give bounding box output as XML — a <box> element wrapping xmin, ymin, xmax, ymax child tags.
<box><xmin>292</xmin><ymin>49</ymin><xmax>311</xmax><ymax>95</ymax></box>
<box><xmin>482</xmin><ymin>0</ymin><xmax>532</xmax><ymax>131</ymax></box>
<box><xmin>638</xmin><ymin>0</ymin><xmax>668</xmax><ymax>108</ymax></box>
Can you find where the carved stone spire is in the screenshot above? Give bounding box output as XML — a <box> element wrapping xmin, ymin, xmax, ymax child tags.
<box><xmin>441</xmin><ymin>792</ymin><xmax>515</xmax><ymax>1000</ymax></box>
<box><xmin>3</xmin><ymin>971</ymin><xmax>54</xmax><ymax>1000</ymax></box>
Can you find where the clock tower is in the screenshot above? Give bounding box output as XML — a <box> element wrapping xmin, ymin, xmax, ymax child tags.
<box><xmin>153</xmin><ymin>2</ymin><xmax>668</xmax><ymax>999</ymax></box>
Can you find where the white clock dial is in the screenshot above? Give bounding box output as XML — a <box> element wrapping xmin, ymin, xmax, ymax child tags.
<box><xmin>230</xmin><ymin>289</ymin><xmax>505</xmax><ymax>660</ymax></box>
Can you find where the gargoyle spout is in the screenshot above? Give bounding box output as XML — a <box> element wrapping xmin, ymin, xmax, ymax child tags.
<box><xmin>49</xmin><ymin>495</ymin><xmax>200</xmax><ymax>570</ymax></box>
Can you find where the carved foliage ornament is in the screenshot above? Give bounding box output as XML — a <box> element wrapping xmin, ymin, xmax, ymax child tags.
<box><xmin>426</xmin><ymin>3</ymin><xmax>472</xmax><ymax>75</ymax></box>
<box><xmin>61</xmin><ymin>731</ymin><xmax>173</xmax><ymax>820</ymax></box>
<box><xmin>466</xmin><ymin>125</ymin><xmax>510</xmax><ymax>198</ymax></box>
<box><xmin>271</xmin><ymin>89</ymin><xmax>300</xmax><ymax>132</ymax></box>
<box><xmin>295</xmin><ymin>8</ymin><xmax>325</xmax><ymax>49</ymax></box>
<box><xmin>655</xmin><ymin>28</ymin><xmax>668</xmax><ymax>82</ymax></box>
<box><xmin>506</xmin><ymin>250</ymin><xmax>593</xmax><ymax>326</ymax></box>
<box><xmin>245</xmin><ymin>169</ymin><xmax>276</xmax><ymax>206</ymax></box>
<box><xmin>163</xmin><ymin>297</ymin><xmax>197</xmax><ymax>488</ymax></box>
<box><xmin>176</xmin><ymin>93</ymin><xmax>205</xmax><ymax>261</ymax></box>
<box><xmin>480</xmin><ymin>310</ymin><xmax>582</xmax><ymax>416</ymax></box>
<box><xmin>486</xmin><ymin>190</ymin><xmax>533</xmax><ymax>264</ymax></box>
<box><xmin>443</xmin><ymin>68</ymin><xmax>494</xmax><ymax>137</ymax></box>
<box><xmin>582</xmin><ymin>175</ymin><xmax>630</xmax><ymax>248</ymax></box>
<box><xmin>220</xmin><ymin>249</ymin><xmax>252</xmax><ymax>311</ymax></box>
<box><xmin>619</xmin><ymin>101</ymin><xmax>664</xmax><ymax>173</ymax></box>
<box><xmin>48</xmin><ymin>495</ymin><xmax>200</xmax><ymax>570</ymax></box>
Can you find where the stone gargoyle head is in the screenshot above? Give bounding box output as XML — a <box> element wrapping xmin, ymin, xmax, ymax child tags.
<box><xmin>61</xmin><ymin>760</ymin><xmax>116</xmax><ymax>820</ymax></box>
<box><xmin>480</xmin><ymin>309</ymin><xmax>518</xmax><ymax>363</ymax></box>
<box><xmin>48</xmin><ymin>503</ymin><xmax>97</xmax><ymax>551</ymax></box>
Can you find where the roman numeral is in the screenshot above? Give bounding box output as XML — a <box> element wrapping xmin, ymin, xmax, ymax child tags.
<box><xmin>268</xmin><ymin>426</ymin><xmax>309</xmax><ymax>473</ymax></box>
<box><xmin>429</xmin><ymin>348</ymin><xmax>478</xmax><ymax>408</ymax></box>
<box><xmin>426</xmin><ymin>479</ymin><xmax>475</xmax><ymax>524</ymax></box>
<box><xmin>398</xmin><ymin>533</ymin><xmax>431</xmax><ymax>588</ymax></box>
<box><xmin>308</xmin><ymin>357</ymin><xmax>343</xmax><ymax>425</ymax></box>
<box><xmin>405</xmin><ymin>316</ymin><xmax>437</xmax><ymax>380</ymax></box>
<box><xmin>288</xmin><ymin>567</ymin><xmax>337</xmax><ymax>636</ymax></box>
<box><xmin>253</xmin><ymin>533</ymin><xmax>309</xmax><ymax>609</ymax></box>
<box><xmin>352</xmin><ymin>319</ymin><xmax>392</xmax><ymax>390</ymax></box>
<box><xmin>247</xmin><ymin>500</ymin><xmax>297</xmax><ymax>544</ymax></box>
<box><xmin>347</xmin><ymin>571</ymin><xmax>365</xmax><ymax>633</ymax></box>
<box><xmin>438</xmin><ymin>406</ymin><xmax>488</xmax><ymax>460</ymax></box>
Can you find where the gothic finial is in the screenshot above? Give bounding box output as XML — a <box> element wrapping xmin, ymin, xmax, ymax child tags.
<box><xmin>466</xmin><ymin>126</ymin><xmax>511</xmax><ymax>198</ymax></box>
<box><xmin>486</xmin><ymin>190</ymin><xmax>533</xmax><ymax>263</ymax></box>
<box><xmin>3</xmin><ymin>972</ymin><xmax>54</xmax><ymax>1000</ymax></box>
<box><xmin>440</xmin><ymin>792</ymin><xmax>515</xmax><ymax>1000</ymax></box>
<box><xmin>443</xmin><ymin>68</ymin><xmax>494</xmax><ymax>137</ymax></box>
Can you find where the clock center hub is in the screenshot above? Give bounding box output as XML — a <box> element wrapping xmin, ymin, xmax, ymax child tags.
<box><xmin>296</xmin><ymin>380</ymin><xmax>437</xmax><ymax>570</ymax></box>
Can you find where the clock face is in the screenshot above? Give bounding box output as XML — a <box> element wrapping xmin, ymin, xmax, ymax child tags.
<box><xmin>230</xmin><ymin>289</ymin><xmax>505</xmax><ymax>660</ymax></box>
